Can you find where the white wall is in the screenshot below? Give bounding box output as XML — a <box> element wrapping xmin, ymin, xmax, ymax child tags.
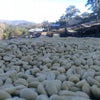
<box><xmin>68</xmin><ymin>18</ymin><xmax>82</xmax><ymax>25</ymax></box>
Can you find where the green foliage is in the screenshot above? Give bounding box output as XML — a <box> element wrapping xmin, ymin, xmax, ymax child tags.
<box><xmin>3</xmin><ymin>33</ymin><xmax>9</xmax><ymax>39</ymax></box>
<box><xmin>86</xmin><ymin>0</ymin><xmax>100</xmax><ymax>18</ymax></box>
<box><xmin>81</xmin><ymin>12</ymin><xmax>90</xmax><ymax>18</ymax></box>
<box><xmin>0</xmin><ymin>23</ymin><xmax>6</xmax><ymax>34</ymax></box>
<box><xmin>0</xmin><ymin>21</ymin><xmax>44</xmax><ymax>39</ymax></box>
<box><xmin>65</xmin><ymin>5</ymin><xmax>80</xmax><ymax>19</ymax></box>
<box><xmin>58</xmin><ymin>5</ymin><xmax>80</xmax><ymax>27</ymax></box>
<box><xmin>42</xmin><ymin>21</ymin><xmax>49</xmax><ymax>28</ymax></box>
<box><xmin>59</xmin><ymin>14</ymin><xmax>66</xmax><ymax>27</ymax></box>
<box><xmin>2</xmin><ymin>26</ymin><xmax>28</xmax><ymax>39</ymax></box>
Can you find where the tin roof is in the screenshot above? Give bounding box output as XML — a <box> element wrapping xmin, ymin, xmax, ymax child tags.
<box><xmin>29</xmin><ymin>28</ymin><xmax>44</xmax><ymax>32</ymax></box>
<box><xmin>49</xmin><ymin>24</ymin><xmax>60</xmax><ymax>27</ymax></box>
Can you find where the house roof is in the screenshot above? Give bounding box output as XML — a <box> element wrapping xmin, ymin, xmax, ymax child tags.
<box><xmin>49</xmin><ymin>24</ymin><xmax>60</xmax><ymax>27</ymax></box>
<box><xmin>29</xmin><ymin>28</ymin><xmax>44</xmax><ymax>32</ymax></box>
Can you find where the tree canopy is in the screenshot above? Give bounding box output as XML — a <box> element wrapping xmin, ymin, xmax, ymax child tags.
<box><xmin>59</xmin><ymin>5</ymin><xmax>81</xmax><ymax>26</ymax></box>
<box><xmin>65</xmin><ymin>5</ymin><xmax>80</xmax><ymax>19</ymax></box>
<box><xmin>86</xmin><ymin>0</ymin><xmax>100</xmax><ymax>18</ymax></box>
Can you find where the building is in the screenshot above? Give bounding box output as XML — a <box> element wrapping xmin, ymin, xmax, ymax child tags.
<box><xmin>28</xmin><ymin>28</ymin><xmax>44</xmax><ymax>38</ymax></box>
<box><xmin>68</xmin><ymin>18</ymin><xmax>82</xmax><ymax>26</ymax></box>
<box><xmin>49</xmin><ymin>23</ymin><xmax>60</xmax><ymax>30</ymax></box>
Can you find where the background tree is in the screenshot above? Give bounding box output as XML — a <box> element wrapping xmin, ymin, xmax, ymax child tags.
<box><xmin>86</xmin><ymin>0</ymin><xmax>100</xmax><ymax>19</ymax></box>
<box><xmin>80</xmin><ymin>12</ymin><xmax>91</xmax><ymax>22</ymax></box>
<box><xmin>58</xmin><ymin>5</ymin><xmax>81</xmax><ymax>27</ymax></box>
<box><xmin>65</xmin><ymin>5</ymin><xmax>80</xmax><ymax>20</ymax></box>
<box><xmin>81</xmin><ymin>12</ymin><xmax>90</xmax><ymax>18</ymax></box>
<box><xmin>65</xmin><ymin>5</ymin><xmax>80</xmax><ymax>26</ymax></box>
<box><xmin>13</xmin><ymin>28</ymin><xmax>22</xmax><ymax>37</ymax></box>
<box><xmin>42</xmin><ymin>21</ymin><xmax>49</xmax><ymax>28</ymax></box>
<box><xmin>59</xmin><ymin>14</ymin><xmax>66</xmax><ymax>27</ymax></box>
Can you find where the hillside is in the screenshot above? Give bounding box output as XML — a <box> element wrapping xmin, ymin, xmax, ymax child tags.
<box><xmin>0</xmin><ymin>20</ymin><xmax>37</xmax><ymax>39</ymax></box>
<box><xmin>0</xmin><ymin>20</ymin><xmax>34</xmax><ymax>25</ymax></box>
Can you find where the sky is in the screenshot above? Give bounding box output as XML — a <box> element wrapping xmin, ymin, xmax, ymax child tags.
<box><xmin>0</xmin><ymin>0</ymin><xmax>90</xmax><ymax>23</ymax></box>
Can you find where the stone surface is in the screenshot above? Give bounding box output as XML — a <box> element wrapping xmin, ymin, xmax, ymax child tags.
<box><xmin>91</xmin><ymin>85</ymin><xmax>100</xmax><ymax>98</ymax></box>
<box><xmin>45</xmin><ymin>80</ymin><xmax>61</xmax><ymax>96</ymax></box>
<box><xmin>6</xmin><ymin>97</ymin><xmax>25</xmax><ymax>100</ymax></box>
<box><xmin>37</xmin><ymin>83</ymin><xmax>47</xmax><ymax>94</ymax></box>
<box><xmin>0</xmin><ymin>90</ymin><xmax>11</xmax><ymax>100</ymax></box>
<box><xmin>36</xmin><ymin>95</ymin><xmax>49</xmax><ymax>100</ymax></box>
<box><xmin>0</xmin><ymin>37</ymin><xmax>100</xmax><ymax>99</ymax></box>
<box><xmin>50</xmin><ymin>95</ymin><xmax>66</xmax><ymax>100</ymax></box>
<box><xmin>20</xmin><ymin>88</ymin><xmax>38</xmax><ymax>100</ymax></box>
